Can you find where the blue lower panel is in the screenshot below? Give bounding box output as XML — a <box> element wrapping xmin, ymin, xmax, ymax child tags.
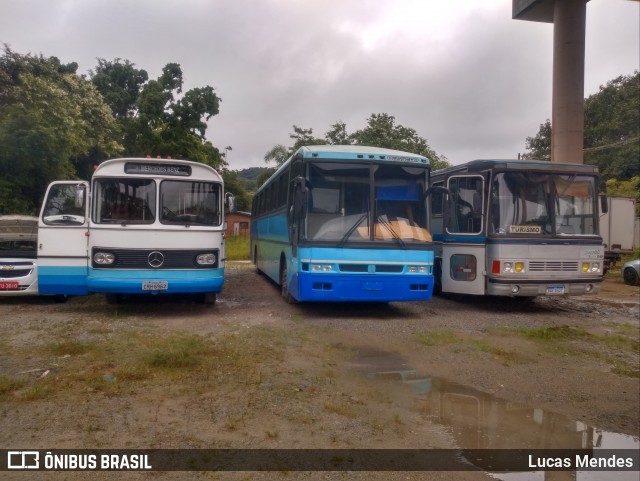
<box><xmin>87</xmin><ymin>268</ymin><xmax>225</xmax><ymax>294</ymax></box>
<box><xmin>295</xmin><ymin>272</ymin><xmax>433</xmax><ymax>302</ymax></box>
<box><xmin>38</xmin><ymin>266</ymin><xmax>89</xmax><ymax>295</ymax></box>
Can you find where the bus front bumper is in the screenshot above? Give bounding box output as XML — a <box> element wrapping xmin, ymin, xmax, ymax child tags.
<box><xmin>87</xmin><ymin>268</ymin><xmax>225</xmax><ymax>294</ymax></box>
<box><xmin>294</xmin><ymin>272</ymin><xmax>433</xmax><ymax>302</ymax></box>
<box><xmin>487</xmin><ymin>277</ymin><xmax>603</xmax><ymax>297</ymax></box>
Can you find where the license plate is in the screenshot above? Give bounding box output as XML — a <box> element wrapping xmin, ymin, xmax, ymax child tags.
<box><xmin>142</xmin><ymin>281</ymin><xmax>168</xmax><ymax>291</ymax></box>
<box><xmin>0</xmin><ymin>281</ymin><xmax>19</xmax><ymax>290</ymax></box>
<box><xmin>546</xmin><ymin>286</ymin><xmax>565</xmax><ymax>295</ymax></box>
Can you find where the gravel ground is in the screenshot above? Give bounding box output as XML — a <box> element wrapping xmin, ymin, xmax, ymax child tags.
<box><xmin>0</xmin><ymin>262</ymin><xmax>638</xmax><ymax>480</ymax></box>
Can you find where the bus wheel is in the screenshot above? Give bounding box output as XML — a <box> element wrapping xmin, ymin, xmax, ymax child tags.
<box><xmin>254</xmin><ymin>247</ymin><xmax>263</xmax><ymax>275</ymax></box>
<box><xmin>106</xmin><ymin>294</ymin><xmax>124</xmax><ymax>304</ymax></box>
<box><xmin>433</xmin><ymin>259</ymin><xmax>443</xmax><ymax>295</ymax></box>
<box><xmin>202</xmin><ymin>292</ymin><xmax>217</xmax><ymax>306</ymax></box>
<box><xmin>280</xmin><ymin>259</ymin><xmax>296</xmax><ymax>304</ymax></box>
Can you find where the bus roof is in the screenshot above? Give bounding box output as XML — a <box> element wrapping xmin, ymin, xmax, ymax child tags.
<box><xmin>432</xmin><ymin>159</ymin><xmax>599</xmax><ymax>177</ymax></box>
<box><xmin>93</xmin><ymin>157</ymin><xmax>223</xmax><ymax>182</ymax></box>
<box><xmin>255</xmin><ymin>145</ymin><xmax>431</xmax><ymax>196</ymax></box>
<box><xmin>296</xmin><ymin>145</ymin><xmax>431</xmax><ymax>164</ymax></box>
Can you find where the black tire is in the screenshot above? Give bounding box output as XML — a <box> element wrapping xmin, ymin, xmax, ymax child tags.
<box><xmin>254</xmin><ymin>247</ymin><xmax>264</xmax><ymax>275</ymax></box>
<box><xmin>202</xmin><ymin>292</ymin><xmax>217</xmax><ymax>306</ymax></box>
<box><xmin>106</xmin><ymin>294</ymin><xmax>124</xmax><ymax>304</ymax></box>
<box><xmin>623</xmin><ymin>267</ymin><xmax>639</xmax><ymax>286</ymax></box>
<box><xmin>53</xmin><ymin>295</ymin><xmax>69</xmax><ymax>303</ymax></box>
<box><xmin>279</xmin><ymin>258</ymin><xmax>296</xmax><ymax>304</ymax></box>
<box><xmin>433</xmin><ymin>258</ymin><xmax>443</xmax><ymax>295</ymax></box>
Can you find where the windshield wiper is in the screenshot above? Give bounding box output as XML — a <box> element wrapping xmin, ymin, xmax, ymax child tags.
<box><xmin>376</xmin><ymin>216</ymin><xmax>405</xmax><ymax>247</ymax></box>
<box><xmin>339</xmin><ymin>214</ymin><xmax>368</xmax><ymax>246</ymax></box>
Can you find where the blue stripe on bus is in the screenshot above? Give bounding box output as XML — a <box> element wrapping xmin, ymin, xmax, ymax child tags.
<box><xmin>87</xmin><ymin>268</ymin><xmax>224</xmax><ymax>294</ymax></box>
<box><xmin>38</xmin><ymin>266</ymin><xmax>89</xmax><ymax>295</ymax></box>
<box><xmin>38</xmin><ymin>266</ymin><xmax>224</xmax><ymax>295</ymax></box>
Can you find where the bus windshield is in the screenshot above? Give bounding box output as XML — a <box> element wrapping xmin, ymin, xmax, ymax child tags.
<box><xmin>489</xmin><ymin>172</ymin><xmax>597</xmax><ymax>236</ymax></box>
<box><xmin>94</xmin><ymin>179</ymin><xmax>156</xmax><ymax>224</ymax></box>
<box><xmin>305</xmin><ymin>162</ymin><xmax>430</xmax><ymax>244</ymax></box>
<box><xmin>160</xmin><ymin>180</ymin><xmax>221</xmax><ymax>226</ymax></box>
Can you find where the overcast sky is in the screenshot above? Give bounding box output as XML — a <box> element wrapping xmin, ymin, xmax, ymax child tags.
<box><xmin>1</xmin><ymin>0</ymin><xmax>638</xmax><ymax>170</ymax></box>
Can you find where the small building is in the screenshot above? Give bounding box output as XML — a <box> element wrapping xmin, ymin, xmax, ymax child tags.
<box><xmin>226</xmin><ymin>211</ymin><xmax>251</xmax><ymax>237</ymax></box>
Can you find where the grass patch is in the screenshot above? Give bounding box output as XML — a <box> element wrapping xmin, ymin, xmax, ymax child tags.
<box><xmin>226</xmin><ymin>235</ymin><xmax>250</xmax><ymax>260</ymax></box>
<box><xmin>416</xmin><ymin>330</ymin><xmax>460</xmax><ymax>346</ymax></box>
<box><xmin>471</xmin><ymin>340</ymin><xmax>524</xmax><ymax>365</ymax></box>
<box><xmin>611</xmin><ymin>362</ymin><xmax>640</xmax><ymax>378</ymax></box>
<box><xmin>324</xmin><ymin>401</ymin><xmax>356</xmax><ymax>418</ymax></box>
<box><xmin>515</xmin><ymin>326</ymin><xmax>590</xmax><ymax>341</ymax></box>
<box><xmin>144</xmin><ymin>334</ymin><xmax>208</xmax><ymax>369</ymax></box>
<box><xmin>0</xmin><ymin>376</ymin><xmax>25</xmax><ymax>398</ymax></box>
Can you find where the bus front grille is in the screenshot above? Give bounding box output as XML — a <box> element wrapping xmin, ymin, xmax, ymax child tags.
<box><xmin>92</xmin><ymin>248</ymin><xmax>219</xmax><ymax>269</ymax></box>
<box><xmin>529</xmin><ymin>261</ymin><xmax>579</xmax><ymax>272</ymax></box>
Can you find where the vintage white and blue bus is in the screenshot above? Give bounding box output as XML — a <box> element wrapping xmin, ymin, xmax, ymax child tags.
<box><xmin>37</xmin><ymin>157</ymin><xmax>229</xmax><ymax>304</ymax></box>
<box><xmin>251</xmin><ymin>145</ymin><xmax>435</xmax><ymax>303</ymax></box>
<box><xmin>430</xmin><ymin>159</ymin><xmax>604</xmax><ymax>297</ymax></box>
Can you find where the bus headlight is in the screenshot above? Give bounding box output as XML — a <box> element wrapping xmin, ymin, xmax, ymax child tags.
<box><xmin>581</xmin><ymin>262</ymin><xmax>589</xmax><ymax>272</ymax></box>
<box><xmin>312</xmin><ymin>264</ymin><xmax>333</xmax><ymax>272</ymax></box>
<box><xmin>408</xmin><ymin>266</ymin><xmax>427</xmax><ymax>273</ymax></box>
<box><xmin>514</xmin><ymin>262</ymin><xmax>525</xmax><ymax>273</ymax></box>
<box><xmin>503</xmin><ymin>262</ymin><xmax>513</xmax><ymax>273</ymax></box>
<box><xmin>590</xmin><ymin>262</ymin><xmax>601</xmax><ymax>273</ymax></box>
<box><xmin>94</xmin><ymin>252</ymin><xmax>115</xmax><ymax>265</ymax></box>
<box><xmin>196</xmin><ymin>253</ymin><xmax>216</xmax><ymax>265</ymax></box>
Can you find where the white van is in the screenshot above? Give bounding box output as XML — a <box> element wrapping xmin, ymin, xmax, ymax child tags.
<box><xmin>0</xmin><ymin>215</ymin><xmax>39</xmax><ymax>296</ymax></box>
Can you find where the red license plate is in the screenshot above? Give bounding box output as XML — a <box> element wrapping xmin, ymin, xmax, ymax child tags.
<box><xmin>0</xmin><ymin>281</ymin><xmax>19</xmax><ymax>290</ymax></box>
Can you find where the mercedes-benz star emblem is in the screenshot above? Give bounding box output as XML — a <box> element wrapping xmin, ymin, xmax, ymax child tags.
<box><xmin>148</xmin><ymin>251</ymin><xmax>165</xmax><ymax>268</ymax></box>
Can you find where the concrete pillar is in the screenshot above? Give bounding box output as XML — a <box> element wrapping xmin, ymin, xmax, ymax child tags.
<box><xmin>552</xmin><ymin>0</ymin><xmax>587</xmax><ymax>164</ymax></box>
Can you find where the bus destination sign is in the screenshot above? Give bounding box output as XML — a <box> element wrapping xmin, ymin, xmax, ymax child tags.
<box><xmin>125</xmin><ymin>163</ymin><xmax>192</xmax><ymax>177</ymax></box>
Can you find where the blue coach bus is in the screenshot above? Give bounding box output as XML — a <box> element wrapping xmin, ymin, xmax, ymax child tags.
<box><xmin>430</xmin><ymin>159</ymin><xmax>604</xmax><ymax>297</ymax></box>
<box><xmin>251</xmin><ymin>145</ymin><xmax>435</xmax><ymax>303</ymax></box>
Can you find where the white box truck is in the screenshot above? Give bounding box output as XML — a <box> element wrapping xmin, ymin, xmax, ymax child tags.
<box><xmin>599</xmin><ymin>196</ymin><xmax>638</xmax><ymax>272</ymax></box>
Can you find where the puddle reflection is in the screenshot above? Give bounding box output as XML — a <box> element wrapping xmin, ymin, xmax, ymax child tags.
<box><xmin>349</xmin><ymin>346</ymin><xmax>639</xmax><ymax>480</ymax></box>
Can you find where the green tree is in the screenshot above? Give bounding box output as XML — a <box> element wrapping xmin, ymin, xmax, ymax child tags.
<box><xmin>605</xmin><ymin>176</ymin><xmax>640</xmax><ymax>215</ymax></box>
<box><xmin>349</xmin><ymin>113</ymin><xmax>450</xmax><ymax>170</ymax></box>
<box><xmin>263</xmin><ymin>144</ymin><xmax>290</xmax><ymax>166</ymax></box>
<box><xmin>584</xmin><ymin>72</ymin><xmax>639</xmax><ymax>182</ymax></box>
<box><xmin>0</xmin><ymin>47</ymin><xmax>121</xmax><ymax>214</ymax></box>
<box><xmin>90</xmin><ymin>59</ymin><xmax>224</xmax><ymax>168</ymax></box>
<box><xmin>221</xmin><ymin>169</ymin><xmax>252</xmax><ymax>212</ymax></box>
<box><xmin>263</xmin><ymin>114</ymin><xmax>450</xmax><ymax>171</ymax></box>
<box><xmin>522</xmin><ymin>119</ymin><xmax>551</xmax><ymax>161</ymax></box>
<box><xmin>523</xmin><ymin>72</ymin><xmax>639</xmax><ymax>185</ymax></box>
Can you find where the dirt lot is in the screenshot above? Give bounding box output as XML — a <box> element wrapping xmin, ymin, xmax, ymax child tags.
<box><xmin>0</xmin><ymin>262</ymin><xmax>638</xmax><ymax>480</ymax></box>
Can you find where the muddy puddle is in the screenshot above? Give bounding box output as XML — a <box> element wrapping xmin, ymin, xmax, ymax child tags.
<box><xmin>348</xmin><ymin>346</ymin><xmax>639</xmax><ymax>479</ymax></box>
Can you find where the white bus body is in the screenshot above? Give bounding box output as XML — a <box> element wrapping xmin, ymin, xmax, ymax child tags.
<box><xmin>37</xmin><ymin>158</ymin><xmax>226</xmax><ymax>303</ymax></box>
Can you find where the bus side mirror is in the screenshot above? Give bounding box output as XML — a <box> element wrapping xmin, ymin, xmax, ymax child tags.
<box><xmin>225</xmin><ymin>193</ymin><xmax>236</xmax><ymax>213</ymax></box>
<box><xmin>75</xmin><ymin>185</ymin><xmax>86</xmax><ymax>209</ymax></box>
<box><xmin>292</xmin><ymin>177</ymin><xmax>307</xmax><ymax>220</ymax></box>
<box><xmin>600</xmin><ymin>196</ymin><xmax>608</xmax><ymax>214</ymax></box>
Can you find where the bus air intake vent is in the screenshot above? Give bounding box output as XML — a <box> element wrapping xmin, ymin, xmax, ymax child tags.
<box><xmin>339</xmin><ymin>264</ymin><xmax>368</xmax><ymax>273</ymax></box>
<box><xmin>529</xmin><ymin>261</ymin><xmax>578</xmax><ymax>272</ymax></box>
<box><xmin>375</xmin><ymin>265</ymin><xmax>403</xmax><ymax>273</ymax></box>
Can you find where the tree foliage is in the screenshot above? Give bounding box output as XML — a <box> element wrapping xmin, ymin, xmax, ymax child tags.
<box><xmin>0</xmin><ymin>47</ymin><xmax>122</xmax><ymax>214</ymax></box>
<box><xmin>523</xmin><ymin>71</ymin><xmax>639</xmax><ymax>186</ymax></box>
<box><xmin>90</xmin><ymin>59</ymin><xmax>224</xmax><ymax>168</ymax></box>
<box><xmin>522</xmin><ymin>119</ymin><xmax>551</xmax><ymax>161</ymax></box>
<box><xmin>605</xmin><ymin>176</ymin><xmax>640</xmax><ymax>215</ymax></box>
<box><xmin>263</xmin><ymin>113</ymin><xmax>450</xmax><ymax>171</ymax></box>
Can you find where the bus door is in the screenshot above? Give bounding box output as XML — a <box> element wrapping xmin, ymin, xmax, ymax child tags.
<box><xmin>442</xmin><ymin>175</ymin><xmax>486</xmax><ymax>295</ymax></box>
<box><xmin>38</xmin><ymin>181</ymin><xmax>90</xmax><ymax>295</ymax></box>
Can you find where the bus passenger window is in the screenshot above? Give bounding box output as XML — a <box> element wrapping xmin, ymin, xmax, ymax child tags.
<box><xmin>447</xmin><ymin>177</ymin><xmax>483</xmax><ymax>235</ymax></box>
